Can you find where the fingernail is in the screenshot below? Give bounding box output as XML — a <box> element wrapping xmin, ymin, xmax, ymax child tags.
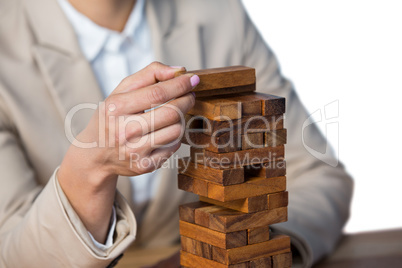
<box><xmin>191</xmin><ymin>92</ymin><xmax>196</xmax><ymax>98</ymax></box>
<box><xmin>190</xmin><ymin>75</ymin><xmax>200</xmax><ymax>88</ymax></box>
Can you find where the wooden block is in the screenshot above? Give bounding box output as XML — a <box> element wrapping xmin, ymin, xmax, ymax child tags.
<box><xmin>268</xmin><ymin>191</ymin><xmax>288</xmax><ymax>210</ymax></box>
<box><xmin>265</xmin><ymin>129</ymin><xmax>287</xmax><ymax>147</ymax></box>
<box><xmin>249</xmin><ymin>257</ymin><xmax>272</xmax><ymax>268</ymax></box>
<box><xmin>182</xmin><ymin>200</ymin><xmax>286</xmax><ymax>233</ymax></box>
<box><xmin>245</xmin><ymin>160</ymin><xmax>286</xmax><ymax>178</ymax></box>
<box><xmin>238</xmin><ymin>92</ymin><xmax>285</xmax><ymax>116</ymax></box>
<box><xmin>212</xmin><ymin>94</ymin><xmax>263</xmax><ymax>116</ymax></box>
<box><xmin>199</xmin><ymin>195</ymin><xmax>268</xmax><ymax>213</ymax></box>
<box><xmin>248</xmin><ymin>226</ymin><xmax>270</xmax><ymax>245</ymax></box>
<box><xmin>195</xmin><ymin>206</ymin><xmax>226</xmax><ymax>228</ymax></box>
<box><xmin>194</xmin><ymin>84</ymin><xmax>255</xmax><ymax>97</ymax></box>
<box><xmin>183</xmin><ymin>131</ymin><xmax>275</xmax><ymax>153</ymax></box>
<box><xmin>178</xmin><ymin>158</ymin><xmax>244</xmax><ymax>185</ymax></box>
<box><xmin>189</xmin><ymin>97</ymin><xmax>242</xmax><ymax>120</ymax></box>
<box><xmin>185</xmin><ymin>113</ymin><xmax>204</xmax><ymax>129</ymax></box>
<box><xmin>191</xmin><ymin>145</ymin><xmax>285</xmax><ymax>169</ymax></box>
<box><xmin>179</xmin><ymin>221</ymin><xmax>247</xmax><ymax>249</ymax></box>
<box><xmin>272</xmin><ymin>252</ymin><xmax>292</xmax><ymax>268</ymax></box>
<box><xmin>203</xmin><ymin>114</ymin><xmax>284</xmax><ymax>136</ymax></box>
<box><xmin>181</xmin><ymin>236</ymin><xmax>212</xmax><ymax>259</ymax></box>
<box><xmin>208</xmin><ymin>207</ymin><xmax>287</xmax><ymax>233</ymax></box>
<box><xmin>206</xmin><ymin>176</ymin><xmax>287</xmax><ymax>202</ymax></box>
<box><xmin>178</xmin><ymin>174</ymin><xmax>208</xmax><ymax>196</ymax></box>
<box><xmin>179</xmin><ymin>201</ymin><xmax>212</xmax><ymax>224</ymax></box>
<box><xmin>182</xmin><ymin>131</ymin><xmax>241</xmax><ymax>153</ymax></box>
<box><xmin>242</xmin><ymin>132</ymin><xmax>264</xmax><ymax>150</ymax></box>
<box><xmin>180</xmin><ymin>251</ymin><xmax>248</xmax><ymax>268</ymax></box>
<box><xmin>175</xmin><ymin>66</ymin><xmax>255</xmax><ymax>92</ymax></box>
<box><xmin>212</xmin><ymin>234</ymin><xmax>291</xmax><ymax>265</ymax></box>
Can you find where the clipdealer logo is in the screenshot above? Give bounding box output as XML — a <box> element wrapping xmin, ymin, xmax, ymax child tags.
<box><xmin>63</xmin><ymin>101</ymin><xmax>284</xmax><ymax>170</ymax></box>
<box><xmin>302</xmin><ymin>100</ymin><xmax>339</xmax><ymax>167</ymax></box>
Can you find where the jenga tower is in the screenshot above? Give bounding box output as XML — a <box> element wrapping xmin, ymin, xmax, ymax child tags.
<box><xmin>177</xmin><ymin>66</ymin><xmax>291</xmax><ymax>267</ymax></box>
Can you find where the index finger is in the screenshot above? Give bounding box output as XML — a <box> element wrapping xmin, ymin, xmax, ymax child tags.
<box><xmin>111</xmin><ymin>73</ymin><xmax>200</xmax><ymax>114</ymax></box>
<box><xmin>112</xmin><ymin>62</ymin><xmax>186</xmax><ymax>94</ymax></box>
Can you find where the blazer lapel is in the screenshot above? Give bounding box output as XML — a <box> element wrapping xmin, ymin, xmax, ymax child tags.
<box><xmin>24</xmin><ymin>0</ymin><xmax>103</xmax><ymax>135</ymax></box>
<box><xmin>146</xmin><ymin>0</ymin><xmax>204</xmax><ymax>70</ymax></box>
<box><xmin>24</xmin><ymin>0</ymin><xmax>135</xmax><ymax>202</ymax></box>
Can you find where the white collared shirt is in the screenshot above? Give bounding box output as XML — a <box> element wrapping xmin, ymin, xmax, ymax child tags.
<box><xmin>58</xmin><ymin>0</ymin><xmax>161</xmax><ymax>249</ymax></box>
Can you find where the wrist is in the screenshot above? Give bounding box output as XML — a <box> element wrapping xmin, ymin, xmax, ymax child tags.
<box><xmin>58</xmin><ymin>145</ymin><xmax>118</xmax><ymax>243</ymax></box>
<box><xmin>59</xmin><ymin>144</ymin><xmax>117</xmax><ymax>194</ymax></box>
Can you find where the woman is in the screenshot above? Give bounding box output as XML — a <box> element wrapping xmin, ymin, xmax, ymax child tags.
<box><xmin>0</xmin><ymin>0</ymin><xmax>353</xmax><ymax>266</ymax></box>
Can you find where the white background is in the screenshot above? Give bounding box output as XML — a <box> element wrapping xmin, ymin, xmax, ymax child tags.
<box><xmin>242</xmin><ymin>0</ymin><xmax>402</xmax><ymax>233</ymax></box>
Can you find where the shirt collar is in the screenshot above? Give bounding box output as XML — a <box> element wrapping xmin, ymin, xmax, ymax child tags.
<box><xmin>57</xmin><ymin>0</ymin><xmax>146</xmax><ymax>62</ymax></box>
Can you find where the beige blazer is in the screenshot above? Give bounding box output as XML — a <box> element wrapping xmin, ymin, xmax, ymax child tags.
<box><xmin>0</xmin><ymin>0</ymin><xmax>353</xmax><ymax>267</ymax></box>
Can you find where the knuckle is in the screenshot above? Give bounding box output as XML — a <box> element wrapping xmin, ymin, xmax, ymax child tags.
<box><xmin>187</xmin><ymin>92</ymin><xmax>196</xmax><ymax>107</ymax></box>
<box><xmin>164</xmin><ymin>108</ymin><xmax>180</xmax><ymax>123</ymax></box>
<box><xmin>126</xmin><ymin>119</ymin><xmax>143</xmax><ymax>138</ymax></box>
<box><xmin>149</xmin><ymin>61</ymin><xmax>163</xmax><ymax>70</ymax></box>
<box><xmin>105</xmin><ymin>95</ymin><xmax>121</xmax><ymax>115</ymax></box>
<box><xmin>120</xmin><ymin>76</ymin><xmax>131</xmax><ymax>87</ymax></box>
<box><xmin>129</xmin><ymin>126</ymin><xmax>142</xmax><ymax>138</ymax></box>
<box><xmin>148</xmin><ymin>85</ymin><xmax>167</xmax><ymax>105</ymax></box>
<box><xmin>137</xmin><ymin>161</ymin><xmax>155</xmax><ymax>174</ymax></box>
<box><xmin>171</xmin><ymin>123</ymin><xmax>184</xmax><ymax>139</ymax></box>
<box><xmin>176</xmin><ymin>76</ymin><xmax>190</xmax><ymax>94</ymax></box>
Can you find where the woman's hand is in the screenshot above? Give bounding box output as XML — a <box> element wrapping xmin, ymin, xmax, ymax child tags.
<box><xmin>57</xmin><ymin>62</ymin><xmax>198</xmax><ymax>243</ymax></box>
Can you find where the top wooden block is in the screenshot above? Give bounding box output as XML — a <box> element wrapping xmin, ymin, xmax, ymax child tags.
<box><xmin>175</xmin><ymin>66</ymin><xmax>256</xmax><ymax>96</ymax></box>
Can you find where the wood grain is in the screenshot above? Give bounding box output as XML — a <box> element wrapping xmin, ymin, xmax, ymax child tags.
<box><xmin>249</xmin><ymin>257</ymin><xmax>272</xmax><ymax>268</ymax></box>
<box><xmin>178</xmin><ymin>174</ymin><xmax>208</xmax><ymax>196</ymax></box>
<box><xmin>179</xmin><ymin>221</ymin><xmax>247</xmax><ymax>249</ymax></box>
<box><xmin>245</xmin><ymin>159</ymin><xmax>286</xmax><ymax>178</ymax></box>
<box><xmin>214</xmin><ymin>94</ymin><xmax>263</xmax><ymax>116</ymax></box>
<box><xmin>206</xmin><ymin>176</ymin><xmax>287</xmax><ymax>202</ymax></box>
<box><xmin>179</xmin><ymin>201</ymin><xmax>212</xmax><ymax>224</ymax></box>
<box><xmin>199</xmin><ymin>195</ymin><xmax>268</xmax><ymax>213</ymax></box>
<box><xmin>175</xmin><ymin>66</ymin><xmax>255</xmax><ymax>92</ymax></box>
<box><xmin>191</xmin><ymin>145</ymin><xmax>285</xmax><ymax>169</ymax></box>
<box><xmin>238</xmin><ymin>92</ymin><xmax>285</xmax><ymax>116</ymax></box>
<box><xmin>272</xmin><ymin>252</ymin><xmax>292</xmax><ymax>268</ymax></box>
<box><xmin>268</xmin><ymin>191</ymin><xmax>289</xmax><ymax>210</ymax></box>
<box><xmin>178</xmin><ymin>158</ymin><xmax>244</xmax><ymax>185</ymax></box>
<box><xmin>211</xmin><ymin>234</ymin><xmax>291</xmax><ymax>265</ymax></box>
<box><xmin>181</xmin><ymin>201</ymin><xmax>287</xmax><ymax>233</ymax></box>
<box><xmin>208</xmin><ymin>207</ymin><xmax>288</xmax><ymax>233</ymax></box>
<box><xmin>183</xmin><ymin>130</ymin><xmax>277</xmax><ymax>153</ymax></box>
<box><xmin>265</xmin><ymin>129</ymin><xmax>287</xmax><ymax>147</ymax></box>
<box><xmin>180</xmin><ymin>251</ymin><xmax>248</xmax><ymax>268</ymax></box>
<box><xmin>189</xmin><ymin>97</ymin><xmax>242</xmax><ymax>120</ymax></box>
<box><xmin>248</xmin><ymin>226</ymin><xmax>270</xmax><ymax>245</ymax></box>
<box><xmin>203</xmin><ymin>114</ymin><xmax>284</xmax><ymax>136</ymax></box>
<box><xmin>193</xmin><ymin>84</ymin><xmax>255</xmax><ymax>97</ymax></box>
<box><xmin>181</xmin><ymin>236</ymin><xmax>212</xmax><ymax>260</ymax></box>
<box><xmin>195</xmin><ymin>206</ymin><xmax>226</xmax><ymax>228</ymax></box>
<box><xmin>242</xmin><ymin>132</ymin><xmax>264</xmax><ymax>150</ymax></box>
<box><xmin>182</xmin><ymin>131</ymin><xmax>241</xmax><ymax>153</ymax></box>
<box><xmin>179</xmin><ymin>174</ymin><xmax>286</xmax><ymax>202</ymax></box>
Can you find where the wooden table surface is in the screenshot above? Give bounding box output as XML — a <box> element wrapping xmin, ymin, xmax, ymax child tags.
<box><xmin>116</xmin><ymin>229</ymin><xmax>402</xmax><ymax>268</ymax></box>
<box><xmin>314</xmin><ymin>228</ymin><xmax>402</xmax><ymax>268</ymax></box>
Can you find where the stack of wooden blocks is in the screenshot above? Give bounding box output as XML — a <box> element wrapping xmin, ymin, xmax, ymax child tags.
<box><xmin>176</xmin><ymin>66</ymin><xmax>291</xmax><ymax>267</ymax></box>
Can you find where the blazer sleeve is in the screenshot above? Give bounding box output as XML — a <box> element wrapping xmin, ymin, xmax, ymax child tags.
<box><xmin>229</xmin><ymin>1</ymin><xmax>354</xmax><ymax>266</ymax></box>
<box><xmin>0</xmin><ymin>95</ymin><xmax>136</xmax><ymax>267</ymax></box>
